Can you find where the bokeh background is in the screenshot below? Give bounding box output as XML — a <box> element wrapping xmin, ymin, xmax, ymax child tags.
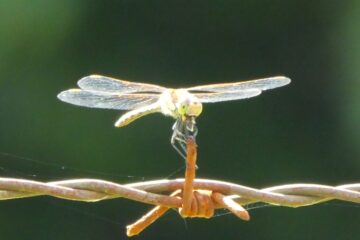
<box><xmin>0</xmin><ymin>1</ymin><xmax>359</xmax><ymax>239</ymax></box>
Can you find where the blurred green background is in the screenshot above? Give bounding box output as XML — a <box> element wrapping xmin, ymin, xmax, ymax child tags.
<box><xmin>0</xmin><ymin>1</ymin><xmax>359</xmax><ymax>239</ymax></box>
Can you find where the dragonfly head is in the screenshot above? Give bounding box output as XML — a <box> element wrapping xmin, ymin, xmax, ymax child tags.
<box><xmin>163</xmin><ymin>89</ymin><xmax>202</xmax><ymax>120</ymax></box>
<box><xmin>177</xmin><ymin>97</ymin><xmax>203</xmax><ymax>120</ymax></box>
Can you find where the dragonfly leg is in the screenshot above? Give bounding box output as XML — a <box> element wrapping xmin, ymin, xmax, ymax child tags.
<box><xmin>171</xmin><ymin>118</ymin><xmax>199</xmax><ymax>169</ymax></box>
<box><xmin>171</xmin><ymin>138</ymin><xmax>187</xmax><ymax>161</ymax></box>
<box><xmin>171</xmin><ymin>126</ymin><xmax>188</xmax><ymax>161</ymax></box>
<box><xmin>191</xmin><ymin>124</ymin><xmax>198</xmax><ymax>138</ymax></box>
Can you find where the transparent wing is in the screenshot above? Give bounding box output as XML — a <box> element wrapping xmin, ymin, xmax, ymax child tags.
<box><xmin>194</xmin><ymin>89</ymin><xmax>262</xmax><ymax>103</ymax></box>
<box><xmin>57</xmin><ymin>89</ymin><xmax>159</xmax><ymax>110</ymax></box>
<box><xmin>187</xmin><ymin>76</ymin><xmax>290</xmax><ymax>93</ymax></box>
<box><xmin>77</xmin><ymin>75</ymin><xmax>167</xmax><ymax>93</ymax></box>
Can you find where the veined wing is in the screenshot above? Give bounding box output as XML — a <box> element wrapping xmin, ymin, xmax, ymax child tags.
<box><xmin>187</xmin><ymin>76</ymin><xmax>290</xmax><ymax>93</ymax></box>
<box><xmin>78</xmin><ymin>75</ymin><xmax>167</xmax><ymax>93</ymax></box>
<box><xmin>194</xmin><ymin>89</ymin><xmax>261</xmax><ymax>103</ymax></box>
<box><xmin>57</xmin><ymin>89</ymin><xmax>159</xmax><ymax>110</ymax></box>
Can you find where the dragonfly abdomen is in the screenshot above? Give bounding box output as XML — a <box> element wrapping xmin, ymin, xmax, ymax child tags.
<box><xmin>114</xmin><ymin>102</ymin><xmax>161</xmax><ymax>128</ymax></box>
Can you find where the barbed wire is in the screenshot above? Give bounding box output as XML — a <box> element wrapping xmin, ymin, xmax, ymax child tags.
<box><xmin>1</xmin><ymin>141</ymin><xmax>359</xmax><ymax>236</ymax></box>
<box><xmin>1</xmin><ymin>177</ymin><xmax>359</xmax><ymax>207</ymax></box>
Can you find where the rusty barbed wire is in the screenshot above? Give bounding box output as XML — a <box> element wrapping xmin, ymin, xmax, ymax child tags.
<box><xmin>0</xmin><ymin>177</ymin><xmax>359</xmax><ymax>207</ymax></box>
<box><xmin>1</xmin><ymin>141</ymin><xmax>359</xmax><ymax>236</ymax></box>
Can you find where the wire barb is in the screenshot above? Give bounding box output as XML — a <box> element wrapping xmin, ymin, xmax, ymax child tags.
<box><xmin>180</xmin><ymin>136</ymin><xmax>198</xmax><ymax>217</ymax></box>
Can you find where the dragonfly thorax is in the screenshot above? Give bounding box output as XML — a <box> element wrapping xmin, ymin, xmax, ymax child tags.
<box><xmin>159</xmin><ymin>89</ymin><xmax>203</xmax><ymax>120</ymax></box>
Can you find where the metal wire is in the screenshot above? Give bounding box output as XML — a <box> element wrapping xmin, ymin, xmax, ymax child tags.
<box><xmin>0</xmin><ymin>177</ymin><xmax>359</xmax><ymax>208</ymax></box>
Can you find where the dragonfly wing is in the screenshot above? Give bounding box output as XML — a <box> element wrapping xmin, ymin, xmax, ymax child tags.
<box><xmin>77</xmin><ymin>75</ymin><xmax>167</xmax><ymax>93</ymax></box>
<box><xmin>195</xmin><ymin>89</ymin><xmax>262</xmax><ymax>103</ymax></box>
<box><xmin>187</xmin><ymin>76</ymin><xmax>290</xmax><ymax>93</ymax></box>
<box><xmin>57</xmin><ymin>89</ymin><xmax>159</xmax><ymax>110</ymax></box>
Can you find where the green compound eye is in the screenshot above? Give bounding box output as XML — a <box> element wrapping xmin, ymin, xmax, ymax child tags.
<box><xmin>178</xmin><ymin>103</ymin><xmax>187</xmax><ymax>116</ymax></box>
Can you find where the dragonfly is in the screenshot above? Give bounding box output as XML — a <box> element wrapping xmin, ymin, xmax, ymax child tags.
<box><xmin>58</xmin><ymin>75</ymin><xmax>291</xmax><ymax>159</ymax></box>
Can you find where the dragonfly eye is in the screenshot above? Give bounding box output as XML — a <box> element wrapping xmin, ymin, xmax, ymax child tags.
<box><xmin>177</xmin><ymin>99</ymin><xmax>202</xmax><ymax>118</ymax></box>
<box><xmin>187</xmin><ymin>101</ymin><xmax>203</xmax><ymax>117</ymax></box>
<box><xmin>178</xmin><ymin>103</ymin><xmax>188</xmax><ymax>116</ymax></box>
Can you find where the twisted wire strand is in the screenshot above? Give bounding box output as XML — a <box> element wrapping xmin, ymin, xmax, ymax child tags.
<box><xmin>0</xmin><ymin>177</ymin><xmax>359</xmax><ymax>208</ymax></box>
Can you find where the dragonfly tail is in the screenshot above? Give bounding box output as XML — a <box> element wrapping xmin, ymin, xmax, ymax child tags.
<box><xmin>114</xmin><ymin>103</ymin><xmax>161</xmax><ymax>128</ymax></box>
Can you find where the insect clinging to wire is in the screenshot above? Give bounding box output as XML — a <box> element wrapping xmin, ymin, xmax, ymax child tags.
<box><xmin>58</xmin><ymin>75</ymin><xmax>291</xmax><ymax>158</ymax></box>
